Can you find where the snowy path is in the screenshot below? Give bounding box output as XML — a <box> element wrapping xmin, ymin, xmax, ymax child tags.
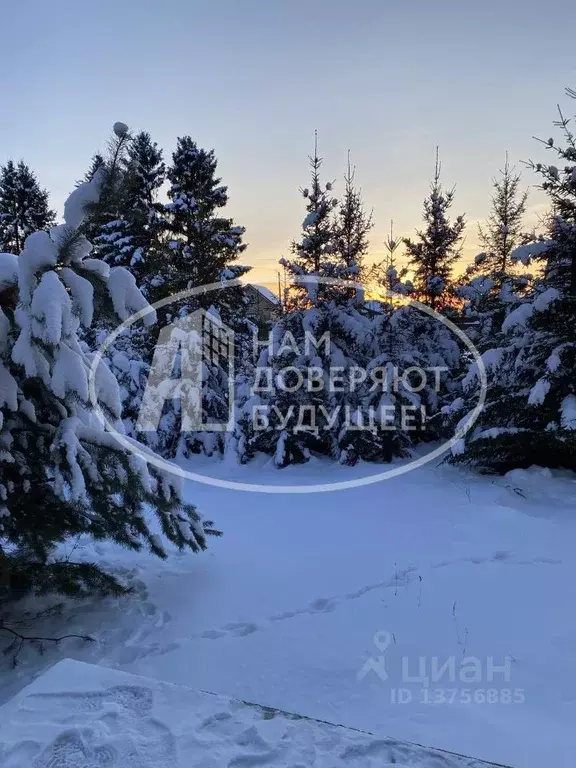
<box><xmin>1</xmin><ymin>460</ymin><xmax>575</xmax><ymax>767</ymax></box>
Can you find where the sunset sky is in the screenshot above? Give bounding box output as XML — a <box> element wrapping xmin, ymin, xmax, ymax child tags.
<box><xmin>1</xmin><ymin>0</ymin><xmax>572</xmax><ymax>288</ymax></box>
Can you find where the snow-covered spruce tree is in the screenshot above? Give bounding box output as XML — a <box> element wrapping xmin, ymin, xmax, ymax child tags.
<box><xmin>163</xmin><ymin>136</ymin><xmax>250</xmax><ymax>303</ymax></box>
<box><xmin>85</xmin><ymin>125</ymin><xmax>166</xmax><ymax>278</ymax></box>
<box><xmin>236</xmin><ymin>140</ymin><xmax>401</xmax><ymax>467</ymax></box>
<box><xmin>153</xmin><ymin>136</ymin><xmax>252</xmax><ymax>458</ymax></box>
<box><xmin>447</xmin><ymin>90</ymin><xmax>576</xmax><ymax>473</ymax></box>
<box><xmin>163</xmin><ymin>136</ymin><xmax>251</xmax><ymax>332</ymax></box>
<box><xmin>92</xmin><ymin>322</ymin><xmax>153</xmax><ymax>444</ymax></box>
<box><xmin>0</xmin><ymin>169</ymin><xmax>218</xmax><ymax>600</ymax></box>
<box><xmin>457</xmin><ymin>157</ymin><xmax>530</xmax><ymax>341</ymax></box>
<box><xmin>477</xmin><ymin>155</ymin><xmax>528</xmax><ymax>280</ymax></box>
<box><xmin>333</xmin><ymin>154</ymin><xmax>373</xmax><ymax>278</ymax></box>
<box><xmin>404</xmin><ymin>150</ymin><xmax>465</xmax><ymax>311</ymax></box>
<box><xmin>280</xmin><ymin>134</ymin><xmax>339</xmax><ymax>308</ymax></box>
<box><xmin>77</xmin><ymin>153</ymin><xmax>105</xmax><ymax>186</ymax></box>
<box><xmin>363</xmin><ymin>221</ymin><xmax>412</xmax><ymax>298</ymax></box>
<box><xmin>359</xmin><ymin>300</ymin><xmax>462</xmax><ymax>461</ymax></box>
<box><xmin>233</xmin><ymin>303</ymin><xmax>374</xmax><ymax>467</ymax></box>
<box><xmin>363</xmin><ymin>220</ymin><xmax>460</xmax><ymax>461</ymax></box>
<box><xmin>81</xmin><ymin>123</ymin><xmax>133</xmax><ymax>259</ymax></box>
<box><xmin>0</xmin><ymin>161</ymin><xmax>56</xmax><ymax>254</ymax></box>
<box><xmin>79</xmin><ymin>128</ymin><xmax>167</xmax><ymax>444</ymax></box>
<box><xmin>77</xmin><ymin>128</ymin><xmax>143</xmax><ymax>430</ymax></box>
<box><xmin>95</xmin><ymin>131</ymin><xmax>166</xmax><ymax>292</ymax></box>
<box><xmin>235</xmin><ymin>291</ymin><xmax>458</xmax><ymax>468</ymax></box>
<box><xmin>233</xmin><ymin>139</ymin><xmax>340</xmax><ymax>465</ymax></box>
<box><xmin>120</xmin><ymin>131</ymin><xmax>167</xmax><ymax>292</ymax></box>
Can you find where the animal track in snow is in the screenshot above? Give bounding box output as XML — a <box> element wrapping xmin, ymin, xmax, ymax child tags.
<box><xmin>117</xmin><ymin>553</ymin><xmax>559</xmax><ymax>664</ymax></box>
<box><xmin>431</xmin><ymin>550</ymin><xmax>561</xmax><ymax>569</ymax></box>
<box><xmin>196</xmin><ymin>567</ymin><xmax>417</xmax><ymax>642</ymax></box>
<box><xmin>117</xmin><ymin>566</ymin><xmax>419</xmax><ymax>659</ymax></box>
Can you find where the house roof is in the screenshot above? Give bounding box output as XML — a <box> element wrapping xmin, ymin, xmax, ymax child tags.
<box><xmin>246</xmin><ymin>283</ymin><xmax>280</xmax><ymax>305</ymax></box>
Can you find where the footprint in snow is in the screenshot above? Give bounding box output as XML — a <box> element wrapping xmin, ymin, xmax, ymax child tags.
<box><xmin>269</xmin><ymin>609</ymin><xmax>303</xmax><ymax>622</ymax></box>
<box><xmin>308</xmin><ymin>597</ymin><xmax>337</xmax><ymax>613</ymax></box>
<box><xmin>223</xmin><ymin>622</ymin><xmax>259</xmax><ymax>636</ymax></box>
<box><xmin>201</xmin><ymin>623</ymin><xmax>259</xmax><ymax>640</ymax></box>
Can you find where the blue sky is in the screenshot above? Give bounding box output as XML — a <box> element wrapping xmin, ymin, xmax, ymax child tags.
<box><xmin>1</xmin><ymin>0</ymin><xmax>574</xmax><ymax>282</ymax></box>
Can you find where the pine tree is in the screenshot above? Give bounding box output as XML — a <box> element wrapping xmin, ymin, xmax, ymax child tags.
<box><xmin>0</xmin><ymin>159</ymin><xmax>219</xmax><ymax>601</ymax></box>
<box><xmin>234</xmin><ymin>304</ymin><xmax>372</xmax><ymax>466</ymax></box>
<box><xmin>381</xmin><ymin>222</ymin><xmax>402</xmax><ymax>290</ymax></box>
<box><xmin>353</xmin><ymin>303</ymin><xmax>460</xmax><ymax>463</ymax></box>
<box><xmin>77</xmin><ymin>153</ymin><xmax>105</xmax><ymax>186</ymax></box>
<box><xmin>364</xmin><ymin>221</ymin><xmax>412</xmax><ymax>298</ymax></box>
<box><xmin>96</xmin><ymin>131</ymin><xmax>166</xmax><ymax>292</ymax></box>
<box><xmin>83</xmin><ymin>126</ymin><xmax>164</xmax><ymax>283</ymax></box>
<box><xmin>458</xmin><ymin>157</ymin><xmax>530</xmax><ymax>339</ymax></box>
<box><xmin>448</xmin><ymin>89</ymin><xmax>576</xmax><ymax>473</ymax></box>
<box><xmin>155</xmin><ymin>137</ymin><xmax>251</xmax><ymax>458</ymax></box>
<box><xmin>124</xmin><ymin>132</ymin><xmax>166</xmax><ymax>287</ymax></box>
<box><xmin>235</xmin><ymin>297</ymin><xmax>460</xmax><ymax>468</ymax></box>
<box><xmin>81</xmin><ymin>123</ymin><xmax>133</xmax><ymax>250</ymax></box>
<box><xmin>477</xmin><ymin>155</ymin><xmax>528</xmax><ymax>280</ymax></box>
<box><xmin>237</xmin><ymin>141</ymin><xmax>378</xmax><ymax>466</ymax></box>
<box><xmin>404</xmin><ymin>150</ymin><xmax>465</xmax><ymax>311</ymax></box>
<box><xmin>0</xmin><ymin>161</ymin><xmax>56</xmax><ymax>254</ymax></box>
<box><xmin>164</xmin><ymin>136</ymin><xmax>249</xmax><ymax>304</ymax></box>
<box><xmin>79</xmin><ymin>128</ymin><xmax>167</xmax><ymax>439</ymax></box>
<box><xmin>457</xmin><ymin>162</ymin><xmax>531</xmax><ymax>349</ymax></box>
<box><xmin>333</xmin><ymin>153</ymin><xmax>373</xmax><ymax>278</ymax></box>
<box><xmin>281</xmin><ymin>133</ymin><xmax>340</xmax><ymax>307</ymax></box>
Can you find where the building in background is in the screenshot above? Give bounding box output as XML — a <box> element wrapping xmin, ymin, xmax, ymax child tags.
<box><xmin>242</xmin><ymin>283</ymin><xmax>281</xmax><ymax>324</ymax></box>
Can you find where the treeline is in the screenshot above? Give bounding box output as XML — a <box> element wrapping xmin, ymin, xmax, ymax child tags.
<box><xmin>0</xmin><ymin>91</ymin><xmax>575</xmax><ymax>610</ymax></box>
<box><xmin>1</xmin><ymin>94</ymin><xmax>575</xmax><ymax>477</ymax></box>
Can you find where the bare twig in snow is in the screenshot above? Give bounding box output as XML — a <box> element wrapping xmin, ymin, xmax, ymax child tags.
<box><xmin>0</xmin><ymin>620</ymin><xmax>95</xmax><ymax>667</ymax></box>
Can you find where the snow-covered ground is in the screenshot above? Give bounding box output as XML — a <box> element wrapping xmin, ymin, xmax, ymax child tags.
<box><xmin>1</xmin><ymin>458</ymin><xmax>575</xmax><ymax>767</ymax></box>
<box><xmin>0</xmin><ymin>658</ymin><xmax>503</xmax><ymax>767</ymax></box>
